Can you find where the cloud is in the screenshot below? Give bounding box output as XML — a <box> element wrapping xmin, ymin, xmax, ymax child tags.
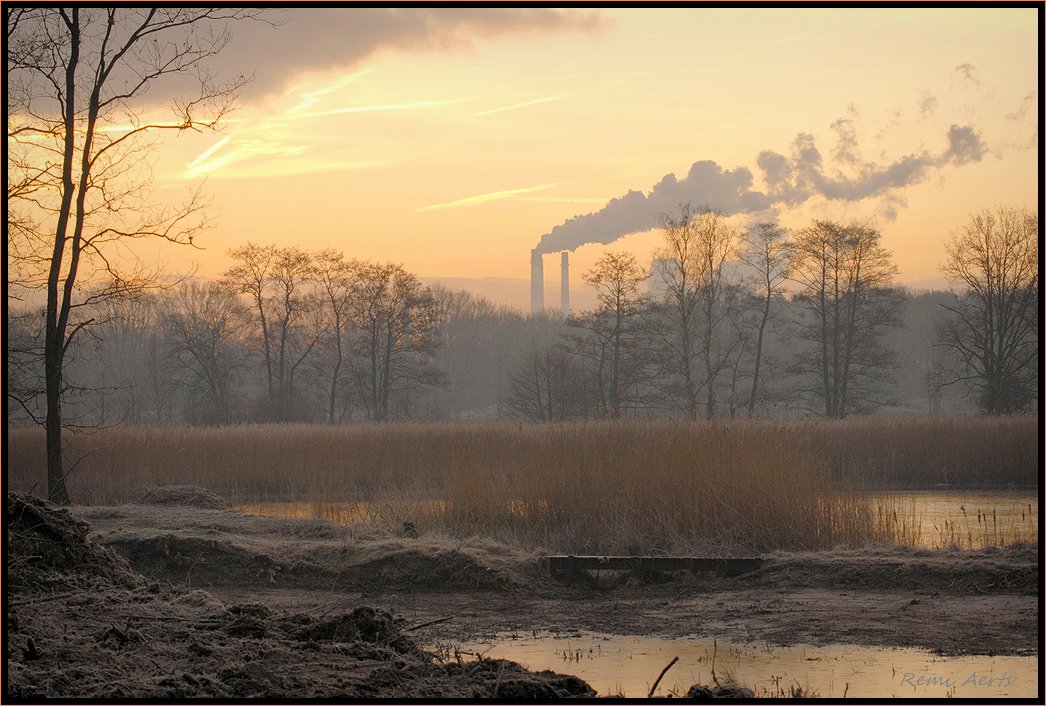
<box><xmin>419</xmin><ymin>183</ymin><xmax>564</xmax><ymax>211</ymax></box>
<box><xmin>216</xmin><ymin>8</ymin><xmax>607</xmax><ymax>100</ymax></box>
<box><xmin>473</xmin><ymin>96</ymin><xmax>562</xmax><ymax>117</ymax></box>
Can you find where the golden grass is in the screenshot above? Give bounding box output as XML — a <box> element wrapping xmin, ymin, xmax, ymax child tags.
<box><xmin>6</xmin><ymin>415</ymin><xmax>1037</xmax><ymax>554</ymax></box>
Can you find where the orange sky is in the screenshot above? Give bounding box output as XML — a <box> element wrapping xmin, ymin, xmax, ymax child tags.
<box><xmin>85</xmin><ymin>8</ymin><xmax>1044</xmax><ymax>311</ymax></box>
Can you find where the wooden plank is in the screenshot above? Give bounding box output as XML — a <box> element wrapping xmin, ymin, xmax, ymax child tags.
<box><xmin>544</xmin><ymin>555</ymin><xmax>765</xmax><ymax>577</ymax></box>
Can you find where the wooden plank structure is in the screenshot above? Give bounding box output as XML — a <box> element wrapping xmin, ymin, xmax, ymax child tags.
<box><xmin>544</xmin><ymin>555</ymin><xmax>765</xmax><ymax>579</ymax></box>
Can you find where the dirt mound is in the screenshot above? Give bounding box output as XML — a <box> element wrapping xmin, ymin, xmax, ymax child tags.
<box><xmin>138</xmin><ymin>485</ymin><xmax>230</xmax><ymax>509</ymax></box>
<box><xmin>294</xmin><ymin>606</ymin><xmax>417</xmax><ymax>654</ymax></box>
<box><xmin>6</xmin><ymin>581</ymin><xmax>595</xmax><ymax>699</ymax></box>
<box><xmin>440</xmin><ymin>658</ymin><xmax>596</xmax><ymax>698</ymax></box>
<box><xmin>751</xmin><ymin>546</ymin><xmax>1038</xmax><ymax>595</ymax></box>
<box><xmin>99</xmin><ymin>533</ymin><xmax>513</xmax><ymax>592</ymax></box>
<box><xmin>7</xmin><ymin>493</ymin><xmax>144</xmax><ymax>590</ymax></box>
<box><xmin>354</xmin><ymin>549</ymin><xmax>509</xmax><ymax>591</ymax></box>
<box><xmin>103</xmin><ymin>535</ymin><xmax>286</xmax><ymax>588</ymax></box>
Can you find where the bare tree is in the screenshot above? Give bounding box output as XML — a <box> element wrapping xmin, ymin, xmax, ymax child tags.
<box><xmin>789</xmin><ymin>220</ymin><xmax>902</xmax><ymax>418</ymax></box>
<box><xmin>160</xmin><ymin>282</ymin><xmax>251</xmax><ymax>425</ymax></box>
<box><xmin>505</xmin><ymin>343</ymin><xmax>588</xmax><ymax>422</ymax></box>
<box><xmin>739</xmin><ymin>222</ymin><xmax>792</xmax><ymax>415</ymax></box>
<box><xmin>569</xmin><ymin>251</ymin><xmax>650</xmax><ymax>418</ymax></box>
<box><xmin>938</xmin><ymin>206</ymin><xmax>1039</xmax><ymax>414</ymax></box>
<box><xmin>310</xmin><ymin>249</ymin><xmax>356</xmax><ymax>424</ymax></box>
<box><xmin>650</xmin><ymin>204</ymin><xmax>702</xmax><ymax>416</ymax></box>
<box><xmin>347</xmin><ymin>262</ymin><xmax>442</xmax><ymax>421</ymax></box>
<box><xmin>652</xmin><ymin>205</ymin><xmax>740</xmax><ymax>418</ymax></box>
<box><xmin>223</xmin><ymin>244</ymin><xmax>319</xmax><ymax>420</ymax></box>
<box><xmin>6</xmin><ymin>7</ymin><xmax>256</xmax><ymax>502</ymax></box>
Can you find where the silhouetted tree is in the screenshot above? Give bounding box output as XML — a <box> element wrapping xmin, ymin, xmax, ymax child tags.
<box><xmin>310</xmin><ymin>249</ymin><xmax>356</xmax><ymax>423</ymax></box>
<box><xmin>567</xmin><ymin>252</ymin><xmax>651</xmax><ymax>417</ymax></box>
<box><xmin>652</xmin><ymin>205</ymin><xmax>741</xmax><ymax>418</ymax></box>
<box><xmin>347</xmin><ymin>262</ymin><xmax>442</xmax><ymax>421</ymax></box>
<box><xmin>938</xmin><ymin>206</ymin><xmax>1039</xmax><ymax>414</ymax></box>
<box><xmin>161</xmin><ymin>282</ymin><xmax>252</xmax><ymax>424</ymax></box>
<box><xmin>223</xmin><ymin>244</ymin><xmax>319</xmax><ymax>420</ymax></box>
<box><xmin>789</xmin><ymin>220</ymin><xmax>902</xmax><ymax>418</ymax></box>
<box><xmin>7</xmin><ymin>7</ymin><xmax>256</xmax><ymax>502</ymax></box>
<box><xmin>505</xmin><ymin>343</ymin><xmax>588</xmax><ymax>422</ymax></box>
<box><xmin>739</xmin><ymin>222</ymin><xmax>792</xmax><ymax>415</ymax></box>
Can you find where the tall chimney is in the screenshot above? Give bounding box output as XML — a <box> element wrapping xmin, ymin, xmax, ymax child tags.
<box><xmin>530</xmin><ymin>249</ymin><xmax>544</xmax><ymax>315</ymax></box>
<box><xmin>560</xmin><ymin>251</ymin><xmax>570</xmax><ymax>319</ymax></box>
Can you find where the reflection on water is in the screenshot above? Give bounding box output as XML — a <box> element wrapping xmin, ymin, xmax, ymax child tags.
<box><xmin>435</xmin><ymin>632</ymin><xmax>1037</xmax><ymax>698</ymax></box>
<box><xmin>869</xmin><ymin>491</ymin><xmax>1038</xmax><ymax>549</ymax></box>
<box><xmin>242</xmin><ymin>491</ymin><xmax>1038</xmax><ymax>549</ymax></box>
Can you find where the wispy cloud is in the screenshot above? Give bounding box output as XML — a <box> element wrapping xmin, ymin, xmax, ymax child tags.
<box><xmin>308</xmin><ymin>98</ymin><xmax>467</xmax><ymax>118</ymax></box>
<box><xmin>419</xmin><ymin>183</ymin><xmax>564</xmax><ymax>211</ymax></box>
<box><xmin>764</xmin><ymin>32</ymin><xmax>813</xmax><ymax>47</ymax></box>
<box><xmin>177</xmin><ymin>69</ymin><xmax>466</xmax><ymax>180</ymax></box>
<box><xmin>288</xmin><ymin>67</ymin><xmax>377</xmax><ymax>113</ymax></box>
<box><xmin>473</xmin><ymin>96</ymin><xmax>562</xmax><ymax>117</ymax></box>
<box><xmin>517</xmin><ymin>195</ymin><xmax>609</xmax><ymax>205</ymax></box>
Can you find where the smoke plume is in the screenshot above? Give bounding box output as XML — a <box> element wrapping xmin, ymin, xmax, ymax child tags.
<box><xmin>534</xmin><ymin>124</ymin><xmax>985</xmax><ymax>255</ymax></box>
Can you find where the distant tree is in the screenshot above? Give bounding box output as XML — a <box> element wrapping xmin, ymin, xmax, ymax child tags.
<box><xmin>938</xmin><ymin>206</ymin><xmax>1039</xmax><ymax>414</ymax></box>
<box><xmin>346</xmin><ymin>262</ymin><xmax>442</xmax><ymax>421</ymax></box>
<box><xmin>739</xmin><ymin>222</ymin><xmax>792</xmax><ymax>415</ymax></box>
<box><xmin>652</xmin><ymin>204</ymin><xmax>741</xmax><ymax>418</ymax></box>
<box><xmin>160</xmin><ymin>282</ymin><xmax>251</xmax><ymax>425</ymax></box>
<box><xmin>789</xmin><ymin>220</ymin><xmax>902</xmax><ymax>418</ymax></box>
<box><xmin>505</xmin><ymin>343</ymin><xmax>589</xmax><ymax>422</ymax></box>
<box><xmin>310</xmin><ymin>249</ymin><xmax>356</xmax><ymax>424</ymax></box>
<box><xmin>568</xmin><ymin>251</ymin><xmax>651</xmax><ymax>418</ymax></box>
<box><xmin>223</xmin><ymin>244</ymin><xmax>319</xmax><ymax>420</ymax></box>
<box><xmin>6</xmin><ymin>7</ymin><xmax>256</xmax><ymax>502</ymax></box>
<box><xmin>424</xmin><ymin>286</ymin><xmax>520</xmax><ymax>420</ymax></box>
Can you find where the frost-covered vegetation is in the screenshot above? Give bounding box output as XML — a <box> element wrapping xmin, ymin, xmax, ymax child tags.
<box><xmin>8</xmin><ymin>415</ymin><xmax>1036</xmax><ymax>553</ymax></box>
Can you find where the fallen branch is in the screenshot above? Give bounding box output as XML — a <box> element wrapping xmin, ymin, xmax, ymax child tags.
<box><xmin>648</xmin><ymin>655</ymin><xmax>679</xmax><ymax>697</ymax></box>
<box><xmin>404</xmin><ymin>615</ymin><xmax>453</xmax><ymax>632</ymax></box>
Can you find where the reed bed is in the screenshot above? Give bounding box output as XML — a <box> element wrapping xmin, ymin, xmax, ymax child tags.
<box><xmin>6</xmin><ymin>415</ymin><xmax>1038</xmax><ymax>554</ymax></box>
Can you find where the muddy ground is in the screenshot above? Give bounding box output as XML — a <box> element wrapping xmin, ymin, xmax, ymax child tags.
<box><xmin>5</xmin><ymin>488</ymin><xmax>1039</xmax><ymax>699</ymax></box>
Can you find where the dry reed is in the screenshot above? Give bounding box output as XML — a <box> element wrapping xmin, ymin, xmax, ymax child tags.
<box><xmin>6</xmin><ymin>415</ymin><xmax>1037</xmax><ymax>554</ymax></box>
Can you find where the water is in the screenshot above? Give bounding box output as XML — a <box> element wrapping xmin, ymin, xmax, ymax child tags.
<box><xmin>242</xmin><ymin>490</ymin><xmax>1038</xmax><ymax>549</ymax></box>
<box><xmin>436</xmin><ymin>631</ymin><xmax>1038</xmax><ymax>698</ymax></box>
<box><xmin>868</xmin><ymin>490</ymin><xmax>1038</xmax><ymax>548</ymax></box>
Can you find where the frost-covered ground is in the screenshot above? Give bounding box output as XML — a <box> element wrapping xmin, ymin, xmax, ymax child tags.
<box><xmin>6</xmin><ymin>488</ymin><xmax>1038</xmax><ymax>698</ymax></box>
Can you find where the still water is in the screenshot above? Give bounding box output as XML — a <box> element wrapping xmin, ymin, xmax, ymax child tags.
<box><xmin>242</xmin><ymin>490</ymin><xmax>1038</xmax><ymax>549</ymax></box>
<box><xmin>436</xmin><ymin>631</ymin><xmax>1037</xmax><ymax>698</ymax></box>
<box><xmin>869</xmin><ymin>490</ymin><xmax>1038</xmax><ymax>548</ymax></box>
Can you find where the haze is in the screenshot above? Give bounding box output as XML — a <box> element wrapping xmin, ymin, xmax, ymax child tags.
<box><xmin>135</xmin><ymin>8</ymin><xmax>1037</xmax><ymax>309</ymax></box>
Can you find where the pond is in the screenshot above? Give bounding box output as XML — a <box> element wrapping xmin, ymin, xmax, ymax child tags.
<box><xmin>868</xmin><ymin>490</ymin><xmax>1037</xmax><ymax>548</ymax></box>
<box><xmin>434</xmin><ymin>631</ymin><xmax>1038</xmax><ymax>698</ymax></box>
<box><xmin>241</xmin><ymin>490</ymin><xmax>1038</xmax><ymax>549</ymax></box>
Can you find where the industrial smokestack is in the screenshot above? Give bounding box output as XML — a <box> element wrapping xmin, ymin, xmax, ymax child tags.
<box><xmin>560</xmin><ymin>251</ymin><xmax>569</xmax><ymax>319</ymax></box>
<box><xmin>530</xmin><ymin>249</ymin><xmax>544</xmax><ymax>315</ymax></box>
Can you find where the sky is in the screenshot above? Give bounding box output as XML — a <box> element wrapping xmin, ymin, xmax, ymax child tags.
<box><xmin>135</xmin><ymin>7</ymin><xmax>1038</xmax><ymax>312</ymax></box>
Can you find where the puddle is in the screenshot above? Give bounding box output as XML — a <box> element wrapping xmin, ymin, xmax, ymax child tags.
<box><xmin>433</xmin><ymin>632</ymin><xmax>1038</xmax><ymax>698</ymax></box>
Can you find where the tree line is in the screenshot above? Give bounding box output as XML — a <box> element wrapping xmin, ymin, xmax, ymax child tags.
<box><xmin>9</xmin><ymin>205</ymin><xmax>1038</xmax><ymax>431</ymax></box>
<box><xmin>509</xmin><ymin>205</ymin><xmax>1037</xmax><ymax>422</ymax></box>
